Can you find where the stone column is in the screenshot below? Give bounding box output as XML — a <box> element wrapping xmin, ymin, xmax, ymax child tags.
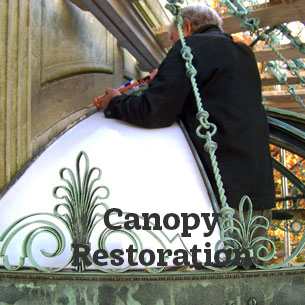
<box><xmin>0</xmin><ymin>0</ymin><xmax>31</xmax><ymax>190</ymax></box>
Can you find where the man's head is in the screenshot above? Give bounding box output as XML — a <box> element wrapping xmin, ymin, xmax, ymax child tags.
<box><xmin>168</xmin><ymin>5</ymin><xmax>223</xmax><ymax>46</ymax></box>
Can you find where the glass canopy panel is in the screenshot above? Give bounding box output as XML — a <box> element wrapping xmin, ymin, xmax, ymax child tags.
<box><xmin>0</xmin><ymin>113</ymin><xmax>220</xmax><ymax>270</ymax></box>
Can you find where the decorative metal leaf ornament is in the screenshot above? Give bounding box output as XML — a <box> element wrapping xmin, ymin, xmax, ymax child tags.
<box><xmin>0</xmin><ymin>151</ymin><xmax>109</xmax><ymax>272</ymax></box>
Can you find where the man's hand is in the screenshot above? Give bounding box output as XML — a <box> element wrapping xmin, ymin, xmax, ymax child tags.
<box><xmin>150</xmin><ymin>69</ymin><xmax>158</xmax><ymax>80</ymax></box>
<box><xmin>100</xmin><ymin>88</ymin><xmax>122</xmax><ymax>110</ymax></box>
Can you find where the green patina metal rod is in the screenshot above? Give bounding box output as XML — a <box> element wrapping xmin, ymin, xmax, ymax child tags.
<box><xmin>266</xmin><ymin>59</ymin><xmax>305</xmax><ymax>108</ymax></box>
<box><xmin>276</xmin><ymin>24</ymin><xmax>305</xmax><ymax>54</ymax></box>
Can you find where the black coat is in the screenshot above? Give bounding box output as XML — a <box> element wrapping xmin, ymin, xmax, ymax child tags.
<box><xmin>105</xmin><ymin>25</ymin><xmax>275</xmax><ymax>210</ymax></box>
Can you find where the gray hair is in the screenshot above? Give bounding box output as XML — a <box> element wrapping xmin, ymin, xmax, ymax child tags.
<box><xmin>172</xmin><ymin>5</ymin><xmax>223</xmax><ymax>32</ymax></box>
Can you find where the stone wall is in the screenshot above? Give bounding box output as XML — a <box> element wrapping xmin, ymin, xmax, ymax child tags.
<box><xmin>0</xmin><ymin>269</ymin><xmax>305</xmax><ymax>305</ymax></box>
<box><xmin>0</xmin><ymin>0</ymin><xmax>146</xmax><ymax>191</ymax></box>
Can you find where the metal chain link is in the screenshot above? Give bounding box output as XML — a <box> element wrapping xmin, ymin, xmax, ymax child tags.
<box><xmin>264</xmin><ymin>36</ymin><xmax>305</xmax><ymax>108</ymax></box>
<box><xmin>220</xmin><ymin>0</ymin><xmax>260</xmax><ymax>32</ymax></box>
<box><xmin>219</xmin><ymin>0</ymin><xmax>305</xmax><ymax>107</ymax></box>
<box><xmin>276</xmin><ymin>24</ymin><xmax>305</xmax><ymax>54</ymax></box>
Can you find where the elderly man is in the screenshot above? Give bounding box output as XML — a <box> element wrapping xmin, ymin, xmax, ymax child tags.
<box><xmin>100</xmin><ymin>6</ymin><xmax>275</xmax><ymax>221</ymax></box>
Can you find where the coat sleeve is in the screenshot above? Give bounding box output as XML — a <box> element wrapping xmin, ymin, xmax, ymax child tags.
<box><xmin>104</xmin><ymin>43</ymin><xmax>192</xmax><ymax>128</ymax></box>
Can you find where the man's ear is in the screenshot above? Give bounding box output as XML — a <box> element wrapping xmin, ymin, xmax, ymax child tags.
<box><xmin>183</xmin><ymin>19</ymin><xmax>193</xmax><ymax>36</ymax></box>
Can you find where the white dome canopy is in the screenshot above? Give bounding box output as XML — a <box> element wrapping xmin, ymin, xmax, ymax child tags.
<box><xmin>0</xmin><ymin>113</ymin><xmax>220</xmax><ymax>271</ymax></box>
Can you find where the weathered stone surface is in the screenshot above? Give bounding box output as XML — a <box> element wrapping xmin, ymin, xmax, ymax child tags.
<box><xmin>41</xmin><ymin>0</ymin><xmax>112</xmax><ymax>85</ymax></box>
<box><xmin>0</xmin><ymin>0</ymin><xmax>8</xmax><ymax>190</ymax></box>
<box><xmin>0</xmin><ymin>0</ymin><xmax>31</xmax><ymax>190</ymax></box>
<box><xmin>75</xmin><ymin>0</ymin><xmax>167</xmax><ymax>71</ymax></box>
<box><xmin>0</xmin><ymin>0</ymin><xmax>146</xmax><ymax>192</ymax></box>
<box><xmin>0</xmin><ymin>270</ymin><xmax>305</xmax><ymax>305</ymax></box>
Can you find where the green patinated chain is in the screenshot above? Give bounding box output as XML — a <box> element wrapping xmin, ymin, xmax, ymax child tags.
<box><xmin>165</xmin><ymin>1</ymin><xmax>235</xmax><ymax>225</ymax></box>
<box><xmin>265</xmin><ymin>38</ymin><xmax>305</xmax><ymax>108</ymax></box>
<box><xmin>260</xmin><ymin>34</ymin><xmax>305</xmax><ymax>106</ymax></box>
<box><xmin>220</xmin><ymin>0</ymin><xmax>260</xmax><ymax>32</ymax></box>
<box><xmin>220</xmin><ymin>0</ymin><xmax>305</xmax><ymax>107</ymax></box>
<box><xmin>276</xmin><ymin>24</ymin><xmax>305</xmax><ymax>54</ymax></box>
<box><xmin>267</xmin><ymin>61</ymin><xmax>288</xmax><ymax>84</ymax></box>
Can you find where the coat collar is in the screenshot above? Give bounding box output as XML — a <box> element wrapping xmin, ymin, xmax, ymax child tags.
<box><xmin>192</xmin><ymin>24</ymin><xmax>232</xmax><ymax>40</ymax></box>
<box><xmin>192</xmin><ymin>24</ymin><xmax>222</xmax><ymax>35</ymax></box>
